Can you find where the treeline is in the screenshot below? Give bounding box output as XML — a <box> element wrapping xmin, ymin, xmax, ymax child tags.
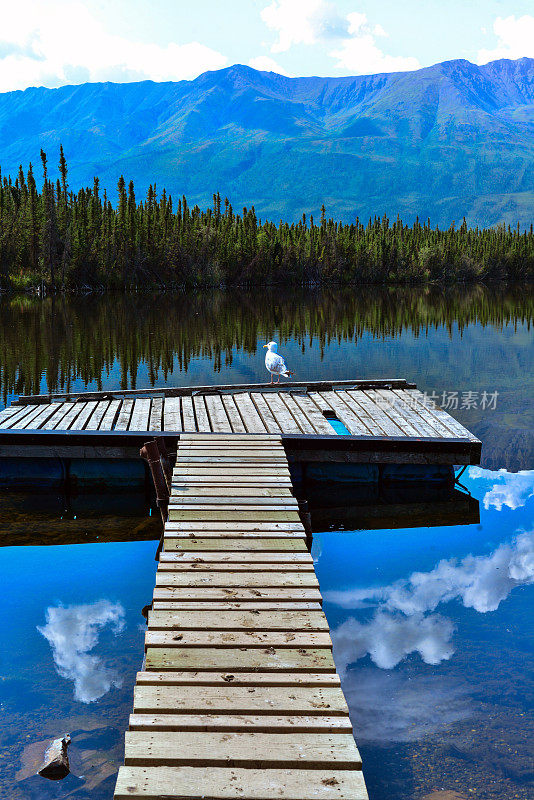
<box><xmin>0</xmin><ymin>149</ymin><xmax>533</xmax><ymax>290</ymax></box>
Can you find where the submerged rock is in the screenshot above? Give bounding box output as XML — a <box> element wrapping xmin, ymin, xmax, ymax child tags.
<box><xmin>38</xmin><ymin>734</ymin><xmax>71</xmax><ymax>780</ymax></box>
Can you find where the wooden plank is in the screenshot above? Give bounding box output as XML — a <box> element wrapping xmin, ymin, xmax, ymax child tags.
<box><xmin>124</xmin><ymin>731</ymin><xmax>361</xmax><ymax>769</ymax></box>
<box><xmin>154</xmin><ymin>572</ymin><xmax>319</xmax><ymax>589</ymax></box>
<box><xmin>129</xmin><ymin>398</ymin><xmax>152</xmax><ymax>431</ymax></box>
<box><xmin>148</xmin><ymin>397</ymin><xmax>163</xmax><ymax>431</ymax></box>
<box><xmin>170</xmin><ymin>486</ymin><xmax>294</xmax><ymax>498</ymax></box>
<box><xmin>129</xmin><ymin>713</ymin><xmax>352</xmax><ymax>733</ymax></box>
<box><xmin>163</xmin><ymin>397</ymin><xmax>182</xmax><ymax>431</ymax></box>
<box><xmin>232</xmin><ymin>394</ymin><xmax>268</xmax><ymax>433</ymax></box>
<box><xmin>84</xmin><ymin>399</ymin><xmax>110</xmax><ymax>430</ymax></box>
<box><xmin>357</xmin><ymin>390</ymin><xmax>406</xmax><ymax>436</ymax></box>
<box><xmin>134</xmin><ymin>685</ymin><xmax>346</xmax><ymax>714</ymax></box>
<box><xmin>0</xmin><ymin>405</ymin><xmax>22</xmax><ymax>423</ymax></box>
<box><xmin>145</xmin><ymin>646</ymin><xmax>334</xmax><ymax>672</ymax></box>
<box><xmin>157</xmin><ymin>562</ymin><xmax>312</xmax><ymax>571</ymax></box>
<box><xmin>39</xmin><ymin>403</ymin><xmax>73</xmax><ymax>430</ymax></box>
<box><xmin>278</xmin><ymin>394</ymin><xmax>315</xmax><ymax>434</ymax></box>
<box><xmin>262</xmin><ymin>393</ymin><xmax>301</xmax><ymax>434</ymax></box>
<box><xmin>165</xmin><ymin>521</ymin><xmax>304</xmax><ymax>531</ymax></box>
<box><xmin>56</xmin><ymin>402</ymin><xmax>87</xmax><ymax>430</ymax></box>
<box><xmin>169</xmin><ymin>500</ymin><xmax>298</xmax><ymax>510</ymax></box>
<box><xmin>99</xmin><ymin>398</ymin><xmax>121</xmax><ymax>430</ymax></box>
<box><xmin>291</xmin><ymin>394</ymin><xmax>335</xmax><ymax>435</ymax></box>
<box><xmin>147</xmin><ymin>610</ymin><xmax>327</xmax><ymax>630</ymax></box>
<box><xmin>153</xmin><ymin>602</ymin><xmax>323</xmax><ymax>611</ymax></box>
<box><xmin>145</xmin><ymin>631</ymin><xmax>331</xmax><ymax>648</ymax></box>
<box><xmin>0</xmin><ymin>403</ymin><xmax>40</xmax><ymax>428</ymax></box>
<box><xmin>16</xmin><ymin>403</ymin><xmax>58</xmax><ymax>430</ymax></box>
<box><xmin>250</xmin><ymin>393</ymin><xmax>283</xmax><ymax>433</ymax></box>
<box><xmin>221</xmin><ymin>395</ymin><xmax>247</xmax><ymax>433</ymax></box>
<box><xmin>114</xmin><ymin>765</ymin><xmax>368</xmax><ymax>800</ymax></box>
<box><xmin>115</xmin><ymin>398</ymin><xmax>135</xmax><ymax>431</ymax></box>
<box><xmin>374</xmin><ymin>389</ymin><xmax>438</xmax><ymax>437</ymax></box>
<box><xmin>181</xmin><ymin>396</ymin><xmax>197</xmax><ymax>432</ymax></box>
<box><xmin>67</xmin><ymin>400</ymin><xmax>99</xmax><ymax>431</ymax></box>
<box><xmin>336</xmin><ymin>391</ymin><xmax>384</xmax><ymax>436</ymax></box>
<box><xmin>153</xmin><ymin>587</ymin><xmax>321</xmax><ymax>602</ymax></box>
<box><xmin>205</xmin><ymin>395</ymin><xmax>232</xmax><ymax>433</ymax></box>
<box><xmin>168</xmin><ymin>510</ymin><xmax>301</xmax><ymax>522</ymax></box>
<box><xmin>406</xmin><ymin>389</ymin><xmax>479</xmax><ymax>441</ymax></box>
<box><xmin>193</xmin><ymin>396</ymin><xmax>211</xmax><ymax>432</ymax></box>
<box><xmin>159</xmin><ymin>552</ymin><xmax>313</xmax><ymax>563</ymax></box>
<box><xmin>181</xmin><ymin>433</ymin><xmax>278</xmax><ymax>441</ymax></box>
<box><xmin>164</xmin><ymin>539</ymin><xmax>308</xmax><ymax>552</ymax></box>
<box><xmin>316</xmin><ymin>392</ymin><xmax>370</xmax><ymax>435</ymax></box>
<box><xmin>136</xmin><ymin>671</ymin><xmax>341</xmax><ymax>686</ymax></box>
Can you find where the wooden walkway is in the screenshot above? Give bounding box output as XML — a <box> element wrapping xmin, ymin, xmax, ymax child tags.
<box><xmin>0</xmin><ymin>379</ymin><xmax>481</xmax><ymax>466</ymax></box>
<box><xmin>114</xmin><ymin>433</ymin><xmax>368</xmax><ymax>800</ymax></box>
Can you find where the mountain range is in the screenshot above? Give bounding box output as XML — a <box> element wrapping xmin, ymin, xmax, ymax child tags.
<box><xmin>1</xmin><ymin>57</ymin><xmax>534</xmax><ymax>227</ymax></box>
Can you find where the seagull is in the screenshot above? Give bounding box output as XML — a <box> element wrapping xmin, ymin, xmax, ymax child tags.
<box><xmin>263</xmin><ymin>341</ymin><xmax>295</xmax><ymax>384</ymax></box>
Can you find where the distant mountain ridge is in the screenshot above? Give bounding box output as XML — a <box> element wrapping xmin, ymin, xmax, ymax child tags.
<box><xmin>1</xmin><ymin>57</ymin><xmax>534</xmax><ymax>227</ymax></box>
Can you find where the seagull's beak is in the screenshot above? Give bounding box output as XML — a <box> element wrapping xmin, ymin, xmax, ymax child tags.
<box><xmin>263</xmin><ymin>344</ymin><xmax>268</xmax><ymax>348</ymax></box>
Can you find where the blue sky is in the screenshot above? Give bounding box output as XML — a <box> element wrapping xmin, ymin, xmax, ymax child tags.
<box><xmin>1</xmin><ymin>0</ymin><xmax>533</xmax><ymax>92</ymax></box>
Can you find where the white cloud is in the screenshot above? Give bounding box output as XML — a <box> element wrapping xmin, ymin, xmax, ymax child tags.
<box><xmin>261</xmin><ymin>0</ymin><xmax>348</xmax><ymax>53</ymax></box>
<box><xmin>332</xmin><ymin>611</ymin><xmax>455</xmax><ymax>670</ymax></box>
<box><xmin>248</xmin><ymin>56</ymin><xmax>292</xmax><ymax>76</ymax></box>
<box><xmin>468</xmin><ymin>467</ymin><xmax>534</xmax><ymax>511</ymax></box>
<box><xmin>260</xmin><ymin>1</ymin><xmax>419</xmax><ymax>76</ymax></box>
<box><xmin>329</xmin><ymin>12</ymin><xmax>420</xmax><ymax>75</ymax></box>
<box><xmin>477</xmin><ymin>15</ymin><xmax>534</xmax><ymax>65</ymax></box>
<box><xmin>0</xmin><ymin>1</ymin><xmax>227</xmax><ymax>92</ymax></box>
<box><xmin>37</xmin><ymin>600</ymin><xmax>125</xmax><ymax>703</ymax></box>
<box><xmin>327</xmin><ymin>530</ymin><xmax>534</xmax><ymax>616</ymax></box>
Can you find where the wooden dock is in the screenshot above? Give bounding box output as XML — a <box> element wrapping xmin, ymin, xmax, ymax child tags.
<box><xmin>114</xmin><ymin>433</ymin><xmax>368</xmax><ymax>800</ymax></box>
<box><xmin>0</xmin><ymin>379</ymin><xmax>481</xmax><ymax>465</ymax></box>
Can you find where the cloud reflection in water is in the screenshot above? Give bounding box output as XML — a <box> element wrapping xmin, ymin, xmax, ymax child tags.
<box><xmin>37</xmin><ymin>600</ymin><xmax>126</xmax><ymax>703</ymax></box>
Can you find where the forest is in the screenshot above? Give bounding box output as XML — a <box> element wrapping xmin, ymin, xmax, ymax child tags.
<box><xmin>0</xmin><ymin>148</ymin><xmax>533</xmax><ymax>290</ymax></box>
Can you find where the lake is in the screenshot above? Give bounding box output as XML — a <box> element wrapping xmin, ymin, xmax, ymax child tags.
<box><xmin>0</xmin><ymin>285</ymin><xmax>532</xmax><ymax>800</ymax></box>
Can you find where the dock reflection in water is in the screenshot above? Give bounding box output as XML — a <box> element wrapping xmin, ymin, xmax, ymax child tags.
<box><xmin>314</xmin><ymin>467</ymin><xmax>534</xmax><ymax>800</ymax></box>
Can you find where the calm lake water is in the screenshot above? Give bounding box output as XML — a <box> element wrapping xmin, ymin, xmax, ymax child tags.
<box><xmin>0</xmin><ymin>286</ymin><xmax>532</xmax><ymax>800</ymax></box>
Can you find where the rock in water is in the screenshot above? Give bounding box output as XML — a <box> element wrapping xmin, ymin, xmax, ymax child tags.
<box><xmin>38</xmin><ymin>734</ymin><xmax>71</xmax><ymax>780</ymax></box>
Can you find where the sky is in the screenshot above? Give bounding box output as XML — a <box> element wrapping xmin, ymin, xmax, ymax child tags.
<box><xmin>0</xmin><ymin>0</ymin><xmax>533</xmax><ymax>93</ymax></box>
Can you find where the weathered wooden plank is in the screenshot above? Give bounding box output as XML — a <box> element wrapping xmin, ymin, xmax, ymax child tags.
<box><xmin>163</xmin><ymin>538</ymin><xmax>308</xmax><ymax>552</ymax></box>
<box><xmin>56</xmin><ymin>401</ymin><xmax>87</xmax><ymax>430</ymax></box>
<box><xmin>114</xmin><ymin>398</ymin><xmax>135</xmax><ymax>431</ymax></box>
<box><xmin>129</xmin><ymin>713</ymin><xmax>352</xmax><ymax>733</ymax></box>
<box><xmin>136</xmin><ymin>671</ymin><xmax>341</xmax><ymax>686</ymax></box>
<box><xmin>154</xmin><ymin>572</ymin><xmax>319</xmax><ymax>589</ymax></box>
<box><xmin>250</xmin><ymin>393</ymin><xmax>283</xmax><ymax>433</ymax></box>
<box><xmin>99</xmin><ymin>398</ymin><xmax>121</xmax><ymax>430</ymax></box>
<box><xmin>163</xmin><ymin>397</ymin><xmax>182</xmax><ymax>431</ymax></box>
<box><xmin>278</xmin><ymin>394</ymin><xmax>316</xmax><ymax>434</ymax></box>
<box><xmin>168</xmin><ymin>510</ymin><xmax>301</xmax><ymax>522</ymax></box>
<box><xmin>170</xmin><ymin>485</ymin><xmax>294</xmax><ymax>498</ymax></box>
<box><xmin>153</xmin><ymin>587</ymin><xmax>321</xmax><ymax>602</ymax></box>
<box><xmin>67</xmin><ymin>400</ymin><xmax>99</xmax><ymax>430</ymax></box>
<box><xmin>373</xmin><ymin>389</ymin><xmax>438</xmax><ymax>437</ymax></box>
<box><xmin>157</xmin><ymin>562</ymin><xmax>312</xmax><ymax>572</ymax></box>
<box><xmin>148</xmin><ymin>397</ymin><xmax>163</xmax><ymax>431</ymax></box>
<box><xmin>16</xmin><ymin>403</ymin><xmax>58</xmax><ymax>430</ymax></box>
<box><xmin>220</xmin><ymin>395</ymin><xmax>247</xmax><ymax>433</ymax></box>
<box><xmin>0</xmin><ymin>403</ymin><xmax>40</xmax><ymax>428</ymax></box>
<box><xmin>124</xmin><ymin>730</ymin><xmax>361</xmax><ymax>769</ymax></box>
<box><xmin>181</xmin><ymin>396</ymin><xmax>197</xmax><ymax>432</ymax></box>
<box><xmin>168</xmin><ymin>500</ymin><xmax>298</xmax><ymax>511</ymax></box>
<box><xmin>316</xmin><ymin>392</ymin><xmax>370</xmax><ymax>435</ymax></box>
<box><xmin>406</xmin><ymin>388</ymin><xmax>480</xmax><ymax>441</ymax></box>
<box><xmin>84</xmin><ymin>400</ymin><xmax>110</xmax><ymax>430</ymax></box>
<box><xmin>134</xmin><ymin>685</ymin><xmax>346</xmax><ymax>714</ymax></box>
<box><xmin>145</xmin><ymin>630</ymin><xmax>331</xmax><ymax>648</ymax></box>
<box><xmin>232</xmin><ymin>394</ymin><xmax>268</xmax><ymax>433</ymax></box>
<box><xmin>205</xmin><ymin>395</ymin><xmax>232</xmax><ymax>433</ymax></box>
<box><xmin>336</xmin><ymin>391</ymin><xmax>384</xmax><ymax>436</ymax></box>
<box><xmin>145</xmin><ymin>646</ymin><xmax>334</xmax><ymax>672</ymax></box>
<box><xmin>152</xmin><ymin>601</ymin><xmax>323</xmax><ymax>611</ymax></box>
<box><xmin>165</xmin><ymin>520</ymin><xmax>304</xmax><ymax>531</ymax></box>
<box><xmin>181</xmin><ymin>433</ymin><xmax>278</xmax><ymax>441</ymax></box>
<box><xmin>114</xmin><ymin>765</ymin><xmax>368</xmax><ymax>800</ymax></box>
<box><xmin>159</xmin><ymin>552</ymin><xmax>313</xmax><ymax>563</ymax></box>
<box><xmin>262</xmin><ymin>393</ymin><xmax>301</xmax><ymax>434</ymax></box>
<box><xmin>129</xmin><ymin>398</ymin><xmax>151</xmax><ymax>431</ymax></box>
<box><xmin>193</xmin><ymin>396</ymin><xmax>211</xmax><ymax>432</ymax></box>
<box><xmin>290</xmin><ymin>394</ymin><xmax>335</xmax><ymax>435</ymax></box>
<box><xmin>147</xmin><ymin>610</ymin><xmax>327</xmax><ymax>630</ymax></box>
<box><xmin>358</xmin><ymin>390</ymin><xmax>407</xmax><ymax>436</ymax></box>
<box><xmin>0</xmin><ymin>405</ymin><xmax>22</xmax><ymax>423</ymax></box>
<box><xmin>40</xmin><ymin>402</ymin><xmax>74</xmax><ymax>430</ymax></box>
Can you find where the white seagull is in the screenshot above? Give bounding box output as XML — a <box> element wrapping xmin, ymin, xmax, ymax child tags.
<box><xmin>263</xmin><ymin>341</ymin><xmax>295</xmax><ymax>384</ymax></box>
